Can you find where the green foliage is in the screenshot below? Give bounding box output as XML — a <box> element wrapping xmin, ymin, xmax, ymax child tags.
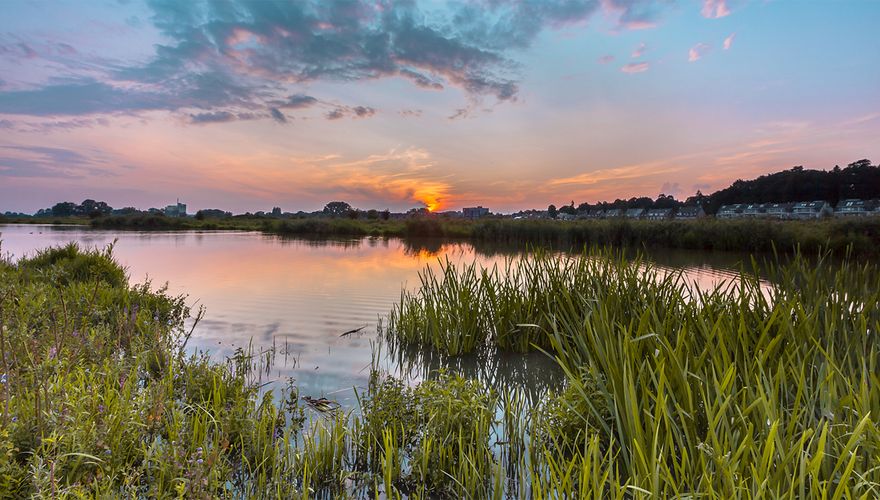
<box><xmin>354</xmin><ymin>370</ymin><xmax>497</xmax><ymax>498</ymax></box>
<box><xmin>0</xmin><ymin>244</ymin><xmax>309</xmax><ymax>497</ymax></box>
<box><xmin>472</xmin><ymin>217</ymin><xmax>880</xmax><ymax>256</ymax></box>
<box><xmin>403</xmin><ymin>218</ymin><xmax>445</xmax><ymax>237</ymax></box>
<box><xmin>388</xmin><ymin>249</ymin><xmax>693</xmax><ymax>354</ymax></box>
<box><xmin>15</xmin><ymin>210</ymin><xmax>880</xmax><ymax>257</ymax></box>
<box><xmin>386</xmin><ymin>247</ymin><xmax>880</xmax><ymax>497</ymax></box>
<box><xmin>5</xmin><ymin>241</ymin><xmax>880</xmax><ymax>497</ymax></box>
<box><xmin>16</xmin><ymin>242</ymin><xmax>126</xmax><ymax>287</ymax></box>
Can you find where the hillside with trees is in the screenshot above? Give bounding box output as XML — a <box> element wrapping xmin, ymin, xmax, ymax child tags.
<box><xmin>697</xmin><ymin>159</ymin><xmax>879</xmax><ymax>214</ymax></box>
<box><xmin>566</xmin><ymin>159</ymin><xmax>878</xmax><ymax>215</ymax></box>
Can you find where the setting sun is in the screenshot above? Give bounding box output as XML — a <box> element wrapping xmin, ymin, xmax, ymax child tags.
<box><xmin>414</xmin><ymin>188</ymin><xmax>445</xmax><ymax>213</ymax></box>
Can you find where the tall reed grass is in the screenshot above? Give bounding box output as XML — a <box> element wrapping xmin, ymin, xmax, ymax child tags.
<box><xmin>382</xmin><ymin>247</ymin><xmax>880</xmax><ymax>497</ymax></box>
<box><xmin>4</xmin><ymin>242</ymin><xmax>878</xmax><ymax>497</ymax></box>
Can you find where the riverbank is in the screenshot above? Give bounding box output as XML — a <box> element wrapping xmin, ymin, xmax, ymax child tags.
<box><xmin>5</xmin><ymin>214</ymin><xmax>880</xmax><ymax>257</ymax></box>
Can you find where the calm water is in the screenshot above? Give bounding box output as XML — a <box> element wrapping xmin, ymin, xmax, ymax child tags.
<box><xmin>0</xmin><ymin>224</ymin><xmax>755</xmax><ymax>406</ymax></box>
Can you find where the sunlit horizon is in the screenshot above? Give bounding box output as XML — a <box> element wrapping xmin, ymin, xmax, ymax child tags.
<box><xmin>1</xmin><ymin>1</ymin><xmax>878</xmax><ymax>214</ymax></box>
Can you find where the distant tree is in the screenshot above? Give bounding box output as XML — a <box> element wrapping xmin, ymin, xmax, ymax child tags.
<box><xmin>195</xmin><ymin>211</ymin><xmax>205</xmax><ymax>221</ymax></box>
<box><xmin>653</xmin><ymin>194</ymin><xmax>680</xmax><ymax>209</ymax></box>
<box><xmin>271</xmin><ymin>207</ymin><xmax>282</xmax><ymax>216</ymax></box>
<box><xmin>347</xmin><ymin>209</ymin><xmax>360</xmax><ymax>219</ymax></box>
<box><xmin>323</xmin><ymin>201</ymin><xmax>352</xmax><ymax>217</ymax></box>
<box><xmin>547</xmin><ymin>204</ymin><xmax>557</xmax><ymax>218</ymax></box>
<box><xmin>367</xmin><ymin>209</ymin><xmax>379</xmax><ymax>220</ymax></box>
<box><xmin>698</xmin><ymin>159</ymin><xmax>878</xmax><ymax>213</ymax></box>
<box><xmin>79</xmin><ymin>199</ymin><xmax>97</xmax><ymax>216</ymax></box>
<box><xmin>380</xmin><ymin>209</ymin><xmax>391</xmax><ymax>220</ymax></box>
<box><xmin>685</xmin><ymin>190</ymin><xmax>709</xmax><ymax>207</ymax></box>
<box><xmin>849</xmin><ymin>159</ymin><xmax>872</xmax><ymax>170</ymax></box>
<box><xmin>51</xmin><ymin>202</ymin><xmax>77</xmax><ymax>217</ymax></box>
<box><xmin>113</xmin><ymin>207</ymin><xmax>139</xmax><ymax>216</ymax></box>
<box><xmin>558</xmin><ymin>204</ymin><xmax>576</xmax><ymax>216</ymax></box>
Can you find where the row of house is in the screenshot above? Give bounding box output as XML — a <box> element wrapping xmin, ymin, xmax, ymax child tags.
<box><xmin>565</xmin><ymin>205</ymin><xmax>707</xmax><ymax>221</ymax></box>
<box><xmin>717</xmin><ymin>199</ymin><xmax>880</xmax><ymax>219</ymax></box>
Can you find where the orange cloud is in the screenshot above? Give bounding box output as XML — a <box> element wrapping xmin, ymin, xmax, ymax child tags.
<box><xmin>191</xmin><ymin>147</ymin><xmax>455</xmax><ymax>211</ymax></box>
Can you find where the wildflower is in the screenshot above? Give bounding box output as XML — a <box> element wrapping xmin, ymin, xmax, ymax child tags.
<box><xmin>0</xmin><ymin>373</ymin><xmax>6</xmax><ymax>384</ymax></box>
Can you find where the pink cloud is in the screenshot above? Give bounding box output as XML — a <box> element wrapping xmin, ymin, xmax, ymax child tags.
<box><xmin>621</xmin><ymin>62</ymin><xmax>649</xmax><ymax>74</ymax></box>
<box><xmin>621</xmin><ymin>20</ymin><xmax>657</xmax><ymax>30</ymax></box>
<box><xmin>632</xmin><ymin>42</ymin><xmax>647</xmax><ymax>58</ymax></box>
<box><xmin>701</xmin><ymin>0</ymin><xmax>730</xmax><ymax>19</ymax></box>
<box><xmin>688</xmin><ymin>43</ymin><xmax>710</xmax><ymax>62</ymax></box>
<box><xmin>598</xmin><ymin>54</ymin><xmax>615</xmax><ymax>64</ymax></box>
<box><xmin>723</xmin><ymin>32</ymin><xmax>736</xmax><ymax>50</ymax></box>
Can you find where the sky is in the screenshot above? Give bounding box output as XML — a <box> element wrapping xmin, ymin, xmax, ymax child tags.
<box><xmin>1</xmin><ymin>0</ymin><xmax>878</xmax><ymax>214</ymax></box>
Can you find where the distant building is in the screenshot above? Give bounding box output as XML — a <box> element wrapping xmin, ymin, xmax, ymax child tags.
<box><xmin>646</xmin><ymin>208</ymin><xmax>673</xmax><ymax>221</ymax></box>
<box><xmin>717</xmin><ymin>204</ymin><xmax>744</xmax><ymax>218</ymax></box>
<box><xmin>791</xmin><ymin>201</ymin><xmax>832</xmax><ymax>219</ymax></box>
<box><xmin>675</xmin><ymin>206</ymin><xmax>705</xmax><ymax>220</ymax></box>
<box><xmin>462</xmin><ymin>206</ymin><xmax>490</xmax><ymax>218</ymax></box>
<box><xmin>604</xmin><ymin>208</ymin><xmax>623</xmax><ymax>218</ymax></box>
<box><xmin>835</xmin><ymin>199</ymin><xmax>876</xmax><ymax>217</ymax></box>
<box><xmin>557</xmin><ymin>212</ymin><xmax>576</xmax><ymax>221</ymax></box>
<box><xmin>625</xmin><ymin>208</ymin><xmax>646</xmax><ymax>219</ymax></box>
<box><xmin>741</xmin><ymin>204</ymin><xmax>766</xmax><ymax>217</ymax></box>
<box><xmin>586</xmin><ymin>208</ymin><xmax>605</xmax><ymax>219</ymax></box>
<box><xmin>164</xmin><ymin>200</ymin><xmax>187</xmax><ymax>217</ymax></box>
<box><xmin>764</xmin><ymin>203</ymin><xmax>793</xmax><ymax>219</ymax></box>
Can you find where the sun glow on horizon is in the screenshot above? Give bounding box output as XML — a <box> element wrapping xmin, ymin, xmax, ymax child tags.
<box><xmin>415</xmin><ymin>190</ymin><xmax>444</xmax><ymax>212</ymax></box>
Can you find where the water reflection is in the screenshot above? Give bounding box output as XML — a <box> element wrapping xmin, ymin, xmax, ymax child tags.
<box><xmin>386</xmin><ymin>340</ymin><xmax>566</xmax><ymax>405</ymax></box>
<box><xmin>1</xmin><ymin>224</ymin><xmax>765</xmax><ymax>408</ymax></box>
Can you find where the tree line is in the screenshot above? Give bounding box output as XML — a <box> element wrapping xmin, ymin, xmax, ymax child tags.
<box><xmin>551</xmin><ymin>159</ymin><xmax>878</xmax><ymax>216</ymax></box>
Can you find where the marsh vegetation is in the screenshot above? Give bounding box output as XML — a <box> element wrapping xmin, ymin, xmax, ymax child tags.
<box><xmin>0</xmin><ymin>242</ymin><xmax>878</xmax><ymax>497</ymax></box>
<box><xmin>8</xmin><ymin>214</ymin><xmax>880</xmax><ymax>257</ymax></box>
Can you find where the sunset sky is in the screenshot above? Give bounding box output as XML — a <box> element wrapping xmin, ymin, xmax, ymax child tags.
<box><xmin>1</xmin><ymin>0</ymin><xmax>878</xmax><ymax>213</ymax></box>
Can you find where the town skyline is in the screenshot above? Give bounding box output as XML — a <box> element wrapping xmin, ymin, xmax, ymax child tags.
<box><xmin>2</xmin><ymin>1</ymin><xmax>879</xmax><ymax>213</ymax></box>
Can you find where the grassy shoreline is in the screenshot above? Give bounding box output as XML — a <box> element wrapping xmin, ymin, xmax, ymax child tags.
<box><xmin>2</xmin><ymin>244</ymin><xmax>878</xmax><ymax>497</ymax></box>
<box><xmin>3</xmin><ymin>214</ymin><xmax>880</xmax><ymax>257</ymax></box>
